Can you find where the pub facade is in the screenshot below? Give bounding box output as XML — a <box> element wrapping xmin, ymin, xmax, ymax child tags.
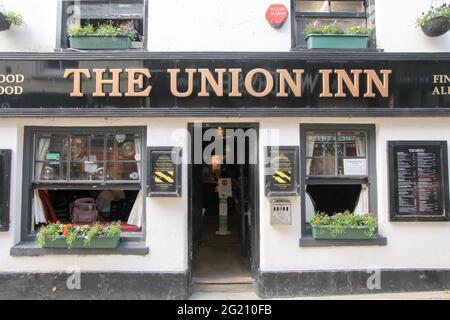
<box><xmin>0</xmin><ymin>0</ymin><xmax>450</xmax><ymax>299</ymax></box>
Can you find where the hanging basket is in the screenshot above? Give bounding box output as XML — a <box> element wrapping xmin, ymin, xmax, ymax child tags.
<box><xmin>0</xmin><ymin>12</ymin><xmax>11</xmax><ymax>32</ymax></box>
<box><xmin>421</xmin><ymin>16</ymin><xmax>450</xmax><ymax>37</ymax></box>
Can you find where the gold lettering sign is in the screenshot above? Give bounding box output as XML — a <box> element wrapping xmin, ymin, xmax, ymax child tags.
<box><xmin>63</xmin><ymin>67</ymin><xmax>392</xmax><ymax>99</ymax></box>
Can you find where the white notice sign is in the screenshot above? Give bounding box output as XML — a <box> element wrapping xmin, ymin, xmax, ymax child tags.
<box><xmin>343</xmin><ymin>159</ymin><xmax>367</xmax><ymax>175</ymax></box>
<box><xmin>218</xmin><ymin>178</ymin><xmax>232</xmax><ymax>198</ymax></box>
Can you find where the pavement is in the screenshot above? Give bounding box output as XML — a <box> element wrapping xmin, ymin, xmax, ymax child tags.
<box><xmin>190</xmin><ymin>290</ymin><xmax>450</xmax><ymax>300</ymax></box>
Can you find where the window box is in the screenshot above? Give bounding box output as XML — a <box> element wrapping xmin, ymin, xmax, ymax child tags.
<box><xmin>69</xmin><ymin>36</ymin><xmax>132</xmax><ymax>50</ymax></box>
<box><xmin>311</xmin><ymin>225</ymin><xmax>375</xmax><ymax>240</ymax></box>
<box><xmin>40</xmin><ymin>234</ymin><xmax>120</xmax><ymax>249</ymax></box>
<box><xmin>305</xmin><ymin>34</ymin><xmax>368</xmax><ymax>49</ymax></box>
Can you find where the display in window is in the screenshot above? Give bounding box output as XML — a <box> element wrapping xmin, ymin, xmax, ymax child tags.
<box><xmin>388</xmin><ymin>141</ymin><xmax>450</xmax><ymax>221</ymax></box>
<box><xmin>34</xmin><ymin>132</ymin><xmax>141</xmax><ymax>182</ymax></box>
<box><xmin>33</xmin><ymin>189</ymin><xmax>142</xmax><ymax>232</ymax></box>
<box><xmin>306</xmin><ymin>131</ymin><xmax>366</xmax><ymax>176</ymax></box>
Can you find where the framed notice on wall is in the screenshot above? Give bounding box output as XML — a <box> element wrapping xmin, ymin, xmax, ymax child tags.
<box><xmin>265</xmin><ymin>146</ymin><xmax>300</xmax><ymax>197</ymax></box>
<box><xmin>388</xmin><ymin>141</ymin><xmax>449</xmax><ymax>221</ymax></box>
<box><xmin>147</xmin><ymin>147</ymin><xmax>182</xmax><ymax>197</ymax></box>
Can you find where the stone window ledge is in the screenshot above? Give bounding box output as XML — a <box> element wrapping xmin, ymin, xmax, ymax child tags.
<box><xmin>10</xmin><ymin>241</ymin><xmax>149</xmax><ymax>256</ymax></box>
<box><xmin>299</xmin><ymin>235</ymin><xmax>387</xmax><ymax>247</ymax></box>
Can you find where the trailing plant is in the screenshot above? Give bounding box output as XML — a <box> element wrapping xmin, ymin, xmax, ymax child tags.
<box><xmin>67</xmin><ymin>21</ymin><xmax>138</xmax><ymax>40</ymax></box>
<box><xmin>304</xmin><ymin>23</ymin><xmax>370</xmax><ymax>38</ymax></box>
<box><xmin>37</xmin><ymin>221</ymin><xmax>122</xmax><ymax>249</ymax></box>
<box><xmin>0</xmin><ymin>6</ymin><xmax>23</xmax><ymax>26</ymax></box>
<box><xmin>416</xmin><ymin>3</ymin><xmax>450</xmax><ymax>27</ymax></box>
<box><xmin>310</xmin><ymin>211</ymin><xmax>377</xmax><ymax>237</ymax></box>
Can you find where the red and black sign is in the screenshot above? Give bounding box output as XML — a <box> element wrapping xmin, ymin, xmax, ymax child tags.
<box><xmin>265</xmin><ymin>4</ymin><xmax>289</xmax><ymax>29</ymax></box>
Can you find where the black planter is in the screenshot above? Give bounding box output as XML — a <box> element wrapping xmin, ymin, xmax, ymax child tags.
<box><xmin>421</xmin><ymin>16</ymin><xmax>450</xmax><ymax>37</ymax></box>
<box><xmin>0</xmin><ymin>13</ymin><xmax>11</xmax><ymax>31</ymax></box>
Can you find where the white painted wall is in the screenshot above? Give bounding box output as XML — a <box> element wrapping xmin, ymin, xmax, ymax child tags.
<box><xmin>147</xmin><ymin>0</ymin><xmax>292</xmax><ymax>52</ymax></box>
<box><xmin>260</xmin><ymin>117</ymin><xmax>450</xmax><ymax>271</ymax></box>
<box><xmin>0</xmin><ymin>0</ymin><xmax>57</xmax><ymax>52</ymax></box>
<box><xmin>2</xmin><ymin>117</ymin><xmax>450</xmax><ymax>274</ymax></box>
<box><xmin>0</xmin><ymin>118</ymin><xmax>188</xmax><ymax>273</ymax></box>
<box><xmin>375</xmin><ymin>0</ymin><xmax>450</xmax><ymax>52</ymax></box>
<box><xmin>0</xmin><ymin>0</ymin><xmax>448</xmax><ymax>52</ymax></box>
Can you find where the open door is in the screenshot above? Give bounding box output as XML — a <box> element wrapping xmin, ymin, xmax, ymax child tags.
<box><xmin>189</xmin><ymin>123</ymin><xmax>259</xmax><ymax>284</ymax></box>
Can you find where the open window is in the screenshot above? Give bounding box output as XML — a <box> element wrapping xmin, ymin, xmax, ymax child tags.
<box><xmin>293</xmin><ymin>0</ymin><xmax>375</xmax><ymax>48</ymax></box>
<box><xmin>59</xmin><ymin>0</ymin><xmax>146</xmax><ymax>50</ymax></box>
<box><xmin>25</xmin><ymin>127</ymin><xmax>145</xmax><ymax>237</ymax></box>
<box><xmin>300</xmin><ymin>124</ymin><xmax>377</xmax><ymax>236</ymax></box>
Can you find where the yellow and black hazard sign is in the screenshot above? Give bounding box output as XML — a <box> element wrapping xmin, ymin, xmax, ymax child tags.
<box><xmin>272</xmin><ymin>170</ymin><xmax>292</xmax><ymax>184</ymax></box>
<box><xmin>154</xmin><ymin>170</ymin><xmax>175</xmax><ymax>184</ymax></box>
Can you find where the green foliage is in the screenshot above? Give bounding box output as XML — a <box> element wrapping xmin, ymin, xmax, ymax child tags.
<box><xmin>304</xmin><ymin>23</ymin><xmax>371</xmax><ymax>39</ymax></box>
<box><xmin>0</xmin><ymin>5</ymin><xmax>23</xmax><ymax>26</ymax></box>
<box><xmin>310</xmin><ymin>211</ymin><xmax>377</xmax><ymax>237</ymax></box>
<box><xmin>36</xmin><ymin>221</ymin><xmax>122</xmax><ymax>249</ymax></box>
<box><xmin>416</xmin><ymin>3</ymin><xmax>450</xmax><ymax>27</ymax></box>
<box><xmin>4</xmin><ymin>12</ymin><xmax>23</xmax><ymax>26</ymax></box>
<box><xmin>346</xmin><ymin>25</ymin><xmax>371</xmax><ymax>35</ymax></box>
<box><xmin>67</xmin><ymin>24</ymin><xmax>95</xmax><ymax>37</ymax></box>
<box><xmin>67</xmin><ymin>21</ymin><xmax>138</xmax><ymax>39</ymax></box>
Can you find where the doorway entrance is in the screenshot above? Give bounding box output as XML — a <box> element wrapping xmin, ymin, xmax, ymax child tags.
<box><xmin>188</xmin><ymin>123</ymin><xmax>259</xmax><ymax>285</ymax></box>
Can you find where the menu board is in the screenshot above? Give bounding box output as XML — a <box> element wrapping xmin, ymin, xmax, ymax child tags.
<box><xmin>265</xmin><ymin>146</ymin><xmax>299</xmax><ymax>197</ymax></box>
<box><xmin>147</xmin><ymin>147</ymin><xmax>182</xmax><ymax>197</ymax></box>
<box><xmin>389</xmin><ymin>141</ymin><xmax>449</xmax><ymax>221</ymax></box>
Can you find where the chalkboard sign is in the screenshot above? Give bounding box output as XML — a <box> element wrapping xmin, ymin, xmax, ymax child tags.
<box><xmin>0</xmin><ymin>150</ymin><xmax>11</xmax><ymax>231</ymax></box>
<box><xmin>147</xmin><ymin>147</ymin><xmax>182</xmax><ymax>197</ymax></box>
<box><xmin>265</xmin><ymin>146</ymin><xmax>300</xmax><ymax>197</ymax></box>
<box><xmin>388</xmin><ymin>141</ymin><xmax>449</xmax><ymax>221</ymax></box>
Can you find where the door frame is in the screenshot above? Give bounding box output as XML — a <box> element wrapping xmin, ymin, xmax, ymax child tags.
<box><xmin>187</xmin><ymin>122</ymin><xmax>260</xmax><ymax>285</ymax></box>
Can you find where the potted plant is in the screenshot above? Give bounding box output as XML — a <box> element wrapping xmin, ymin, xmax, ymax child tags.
<box><xmin>36</xmin><ymin>221</ymin><xmax>121</xmax><ymax>249</ymax></box>
<box><xmin>68</xmin><ymin>21</ymin><xmax>138</xmax><ymax>50</ymax></box>
<box><xmin>416</xmin><ymin>3</ymin><xmax>450</xmax><ymax>37</ymax></box>
<box><xmin>310</xmin><ymin>211</ymin><xmax>377</xmax><ymax>240</ymax></box>
<box><xmin>304</xmin><ymin>23</ymin><xmax>370</xmax><ymax>49</ymax></box>
<box><xmin>0</xmin><ymin>6</ymin><xmax>23</xmax><ymax>31</ymax></box>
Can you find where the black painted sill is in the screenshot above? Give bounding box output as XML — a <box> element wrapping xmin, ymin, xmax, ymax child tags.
<box><xmin>299</xmin><ymin>234</ymin><xmax>387</xmax><ymax>247</ymax></box>
<box><xmin>10</xmin><ymin>241</ymin><xmax>149</xmax><ymax>256</ymax></box>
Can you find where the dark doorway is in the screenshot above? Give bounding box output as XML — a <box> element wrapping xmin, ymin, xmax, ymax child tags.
<box><xmin>189</xmin><ymin>123</ymin><xmax>258</xmax><ymax>285</ymax></box>
<box><xmin>306</xmin><ymin>184</ymin><xmax>362</xmax><ymax>214</ymax></box>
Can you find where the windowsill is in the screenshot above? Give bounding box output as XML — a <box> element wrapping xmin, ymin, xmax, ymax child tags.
<box><xmin>55</xmin><ymin>48</ymin><xmax>149</xmax><ymax>53</ymax></box>
<box><xmin>10</xmin><ymin>241</ymin><xmax>149</xmax><ymax>256</ymax></box>
<box><xmin>299</xmin><ymin>234</ymin><xmax>387</xmax><ymax>247</ymax></box>
<box><xmin>290</xmin><ymin>47</ymin><xmax>383</xmax><ymax>53</ymax></box>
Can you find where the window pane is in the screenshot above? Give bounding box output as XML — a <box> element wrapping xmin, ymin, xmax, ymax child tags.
<box><xmin>33</xmin><ymin>130</ymin><xmax>141</xmax><ymax>183</ymax></box>
<box><xmin>35</xmin><ymin>162</ymin><xmax>67</xmax><ymax>181</ymax></box>
<box><xmin>306</xmin><ymin>130</ymin><xmax>367</xmax><ymax>176</ymax></box>
<box><xmin>89</xmin><ymin>134</ymin><xmax>105</xmax><ymax>161</ymax></box>
<box><xmin>70</xmin><ymin>136</ymin><xmax>88</xmax><ymax>161</ymax></box>
<box><xmin>116</xmin><ymin>134</ymin><xmax>138</xmax><ymax>161</ymax></box>
<box><xmin>116</xmin><ymin>162</ymin><xmax>140</xmax><ymax>181</ymax></box>
<box><xmin>296</xmin><ymin>1</ymin><xmax>330</xmax><ymax>12</ymax></box>
<box><xmin>35</xmin><ymin>134</ymin><xmax>69</xmax><ymax>161</ymax></box>
<box><xmin>309</xmin><ymin>158</ymin><xmax>335</xmax><ymax>175</ymax></box>
<box><xmin>70</xmin><ymin>162</ymin><xmax>88</xmax><ymax>180</ymax></box>
<box><xmin>330</xmin><ymin>1</ymin><xmax>365</xmax><ymax>13</ymax></box>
